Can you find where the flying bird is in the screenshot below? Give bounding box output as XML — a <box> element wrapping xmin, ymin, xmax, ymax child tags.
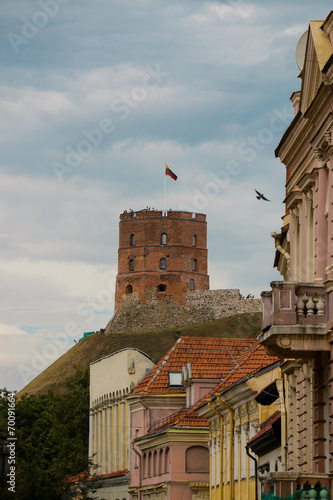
<box><xmin>255</xmin><ymin>189</ymin><xmax>271</xmax><ymax>201</ymax></box>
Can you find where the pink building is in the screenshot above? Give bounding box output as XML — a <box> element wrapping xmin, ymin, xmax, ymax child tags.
<box><xmin>259</xmin><ymin>11</ymin><xmax>333</xmax><ymax>499</ymax></box>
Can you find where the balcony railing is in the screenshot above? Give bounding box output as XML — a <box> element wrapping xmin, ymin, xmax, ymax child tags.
<box><xmin>262</xmin><ymin>281</ymin><xmax>327</xmax><ymax>331</ymax></box>
<box><xmin>259</xmin><ymin>281</ymin><xmax>330</xmax><ymax>357</ymax></box>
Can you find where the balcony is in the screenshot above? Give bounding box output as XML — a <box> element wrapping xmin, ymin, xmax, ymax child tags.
<box><xmin>258</xmin><ymin>281</ymin><xmax>331</xmax><ymax>358</ymax></box>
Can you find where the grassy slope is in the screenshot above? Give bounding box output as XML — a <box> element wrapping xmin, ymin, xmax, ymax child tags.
<box><xmin>18</xmin><ymin>312</ymin><xmax>262</xmax><ymax>396</ymax></box>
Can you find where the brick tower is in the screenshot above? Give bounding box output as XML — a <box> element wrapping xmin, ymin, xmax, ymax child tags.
<box><xmin>114</xmin><ymin>209</ymin><xmax>209</xmax><ymax>310</ymax></box>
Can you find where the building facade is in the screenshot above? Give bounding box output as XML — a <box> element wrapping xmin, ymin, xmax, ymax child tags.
<box><xmin>89</xmin><ymin>348</ymin><xmax>155</xmax><ymax>499</ymax></box>
<box><xmin>259</xmin><ymin>11</ymin><xmax>333</xmax><ymax>498</ymax></box>
<box><xmin>115</xmin><ymin>209</ymin><xmax>209</xmax><ymax>310</ymax></box>
<box><xmin>128</xmin><ymin>336</ymin><xmax>278</xmax><ymax>500</ymax></box>
<box><xmin>197</xmin><ymin>347</ymin><xmax>281</xmax><ymax>500</ymax></box>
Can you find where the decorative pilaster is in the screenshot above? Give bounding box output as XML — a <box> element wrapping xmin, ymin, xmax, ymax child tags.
<box><xmin>312</xmin><ymin>355</ymin><xmax>326</xmax><ymax>473</ymax></box>
<box><xmin>297</xmin><ymin>365</ymin><xmax>308</xmax><ymax>471</ymax></box>
<box><xmin>329</xmin><ymin>340</ymin><xmax>333</xmax><ymax>473</ymax></box>
<box><xmin>313</xmin><ymin>155</ymin><xmax>328</xmax><ymax>281</ymax></box>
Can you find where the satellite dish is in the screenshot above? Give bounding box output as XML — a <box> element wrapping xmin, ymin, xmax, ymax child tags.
<box><xmin>295</xmin><ymin>30</ymin><xmax>308</xmax><ymax>71</ymax></box>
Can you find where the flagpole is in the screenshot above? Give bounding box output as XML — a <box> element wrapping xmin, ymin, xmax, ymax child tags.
<box><xmin>164</xmin><ymin>164</ymin><xmax>167</xmax><ymax>211</ymax></box>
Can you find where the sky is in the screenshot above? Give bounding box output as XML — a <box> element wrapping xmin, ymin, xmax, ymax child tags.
<box><xmin>1</xmin><ymin>0</ymin><xmax>332</xmax><ymax>392</ymax></box>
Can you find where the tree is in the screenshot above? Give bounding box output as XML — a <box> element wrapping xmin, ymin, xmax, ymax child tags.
<box><xmin>0</xmin><ymin>368</ymin><xmax>91</xmax><ymax>500</ymax></box>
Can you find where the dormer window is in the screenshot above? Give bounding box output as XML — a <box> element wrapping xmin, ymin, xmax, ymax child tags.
<box><xmin>168</xmin><ymin>371</ymin><xmax>182</xmax><ymax>386</ymax></box>
<box><xmin>161</xmin><ymin>233</ymin><xmax>167</xmax><ymax>245</ymax></box>
<box><xmin>130</xmin><ymin>234</ymin><xmax>135</xmax><ymax>246</ymax></box>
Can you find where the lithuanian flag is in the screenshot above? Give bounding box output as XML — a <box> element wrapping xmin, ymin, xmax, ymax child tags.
<box><xmin>165</xmin><ymin>165</ymin><xmax>177</xmax><ymax>181</ymax></box>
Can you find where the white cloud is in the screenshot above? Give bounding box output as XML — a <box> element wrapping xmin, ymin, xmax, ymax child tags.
<box><xmin>1</xmin><ymin>0</ymin><xmax>332</xmax><ymax>393</ymax></box>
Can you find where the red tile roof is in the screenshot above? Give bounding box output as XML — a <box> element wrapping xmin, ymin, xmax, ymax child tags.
<box><xmin>192</xmin><ymin>342</ymin><xmax>279</xmax><ymax>411</ymax></box>
<box><xmin>134</xmin><ymin>336</ymin><xmax>267</xmax><ymax>394</ymax></box>
<box><xmin>68</xmin><ymin>469</ymin><xmax>128</xmax><ymax>483</ymax></box>
<box><xmin>149</xmin><ymin>407</ymin><xmax>209</xmax><ymax>434</ymax></box>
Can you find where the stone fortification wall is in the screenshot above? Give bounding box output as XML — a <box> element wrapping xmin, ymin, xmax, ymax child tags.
<box><xmin>105</xmin><ymin>289</ymin><xmax>262</xmax><ymax>334</ymax></box>
<box><xmin>186</xmin><ymin>289</ymin><xmax>262</xmax><ymax>319</ymax></box>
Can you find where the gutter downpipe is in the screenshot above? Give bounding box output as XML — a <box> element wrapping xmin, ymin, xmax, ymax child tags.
<box><xmin>132</xmin><ymin>444</ymin><xmax>142</xmax><ymax>500</ymax></box>
<box><xmin>207</xmin><ymin>399</ymin><xmax>224</xmax><ymax>500</ymax></box>
<box><xmin>246</xmin><ymin>446</ymin><xmax>258</xmax><ymax>500</ymax></box>
<box><xmin>215</xmin><ymin>393</ymin><xmax>234</xmax><ymax>500</ymax></box>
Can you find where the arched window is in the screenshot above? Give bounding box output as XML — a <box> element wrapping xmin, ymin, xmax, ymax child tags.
<box><xmin>153</xmin><ymin>450</ymin><xmax>158</xmax><ymax>476</ymax></box>
<box><xmin>161</xmin><ymin>233</ymin><xmax>167</xmax><ymax>245</ymax></box>
<box><xmin>160</xmin><ymin>258</ymin><xmax>166</xmax><ymax>270</ymax></box>
<box><xmin>164</xmin><ymin>447</ymin><xmax>170</xmax><ymax>473</ymax></box>
<box><xmin>129</xmin><ymin>259</ymin><xmax>134</xmax><ymax>271</ymax></box>
<box><xmin>186</xmin><ymin>446</ymin><xmax>209</xmax><ymax>473</ymax></box>
<box><xmin>193</xmin><ymin>235</ymin><xmax>197</xmax><ymax>247</ymax></box>
<box><xmin>190</xmin><ymin>279</ymin><xmax>194</xmax><ymax>290</ymax></box>
<box><xmin>159</xmin><ymin>449</ymin><xmax>163</xmax><ymax>475</ymax></box>
<box><xmin>130</xmin><ymin>234</ymin><xmax>135</xmax><ymax>246</ymax></box>
<box><xmin>125</xmin><ymin>284</ymin><xmax>133</xmax><ymax>294</ymax></box>
<box><xmin>148</xmin><ymin>451</ymin><xmax>152</xmax><ymax>477</ymax></box>
<box><xmin>143</xmin><ymin>453</ymin><xmax>147</xmax><ymax>478</ymax></box>
<box><xmin>192</xmin><ymin>259</ymin><xmax>197</xmax><ymax>271</ymax></box>
<box><xmin>158</xmin><ymin>284</ymin><xmax>167</xmax><ymax>292</ymax></box>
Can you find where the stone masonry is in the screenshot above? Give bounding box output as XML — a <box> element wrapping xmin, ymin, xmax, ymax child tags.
<box><xmin>105</xmin><ymin>288</ymin><xmax>262</xmax><ymax>334</ymax></box>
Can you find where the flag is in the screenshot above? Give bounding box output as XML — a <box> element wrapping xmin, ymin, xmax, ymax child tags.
<box><xmin>165</xmin><ymin>165</ymin><xmax>177</xmax><ymax>181</ymax></box>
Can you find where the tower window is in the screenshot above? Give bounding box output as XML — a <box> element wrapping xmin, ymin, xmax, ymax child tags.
<box><xmin>129</xmin><ymin>259</ymin><xmax>135</xmax><ymax>271</ymax></box>
<box><xmin>125</xmin><ymin>284</ymin><xmax>133</xmax><ymax>294</ymax></box>
<box><xmin>193</xmin><ymin>259</ymin><xmax>197</xmax><ymax>271</ymax></box>
<box><xmin>190</xmin><ymin>279</ymin><xmax>194</xmax><ymax>290</ymax></box>
<box><xmin>161</xmin><ymin>233</ymin><xmax>167</xmax><ymax>245</ymax></box>
<box><xmin>158</xmin><ymin>284</ymin><xmax>167</xmax><ymax>292</ymax></box>
<box><xmin>160</xmin><ymin>258</ymin><xmax>166</xmax><ymax>270</ymax></box>
<box><xmin>130</xmin><ymin>234</ymin><xmax>135</xmax><ymax>246</ymax></box>
<box><xmin>193</xmin><ymin>235</ymin><xmax>197</xmax><ymax>247</ymax></box>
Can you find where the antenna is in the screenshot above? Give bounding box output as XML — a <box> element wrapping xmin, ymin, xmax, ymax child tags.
<box><xmin>295</xmin><ymin>30</ymin><xmax>308</xmax><ymax>71</ymax></box>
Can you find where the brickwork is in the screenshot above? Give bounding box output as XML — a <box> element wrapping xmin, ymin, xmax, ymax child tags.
<box><xmin>105</xmin><ymin>288</ymin><xmax>262</xmax><ymax>334</ymax></box>
<box><xmin>115</xmin><ymin>209</ymin><xmax>209</xmax><ymax>310</ymax></box>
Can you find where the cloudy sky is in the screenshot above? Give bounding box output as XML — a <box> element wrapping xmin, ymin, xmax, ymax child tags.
<box><xmin>1</xmin><ymin>1</ymin><xmax>332</xmax><ymax>392</ymax></box>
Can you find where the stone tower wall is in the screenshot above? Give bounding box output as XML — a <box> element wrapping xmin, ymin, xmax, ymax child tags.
<box><xmin>115</xmin><ymin>209</ymin><xmax>209</xmax><ymax>310</ymax></box>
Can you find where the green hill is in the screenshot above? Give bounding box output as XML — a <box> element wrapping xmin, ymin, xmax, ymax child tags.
<box><xmin>18</xmin><ymin>312</ymin><xmax>262</xmax><ymax>396</ymax></box>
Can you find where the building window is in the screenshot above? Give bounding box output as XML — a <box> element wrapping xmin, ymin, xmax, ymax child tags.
<box><xmin>160</xmin><ymin>258</ymin><xmax>166</xmax><ymax>270</ymax></box>
<box><xmin>129</xmin><ymin>259</ymin><xmax>134</xmax><ymax>271</ymax></box>
<box><xmin>192</xmin><ymin>259</ymin><xmax>197</xmax><ymax>271</ymax></box>
<box><xmin>190</xmin><ymin>279</ymin><xmax>194</xmax><ymax>290</ymax></box>
<box><xmin>153</xmin><ymin>450</ymin><xmax>158</xmax><ymax>476</ymax></box>
<box><xmin>143</xmin><ymin>453</ymin><xmax>147</xmax><ymax>478</ymax></box>
<box><xmin>125</xmin><ymin>284</ymin><xmax>133</xmax><ymax>294</ymax></box>
<box><xmin>193</xmin><ymin>235</ymin><xmax>197</xmax><ymax>247</ymax></box>
<box><xmin>161</xmin><ymin>233</ymin><xmax>167</xmax><ymax>245</ymax></box>
<box><xmin>159</xmin><ymin>449</ymin><xmax>163</xmax><ymax>475</ymax></box>
<box><xmin>130</xmin><ymin>234</ymin><xmax>135</xmax><ymax>246</ymax></box>
<box><xmin>168</xmin><ymin>371</ymin><xmax>182</xmax><ymax>386</ymax></box>
<box><xmin>158</xmin><ymin>284</ymin><xmax>167</xmax><ymax>292</ymax></box>
<box><xmin>148</xmin><ymin>451</ymin><xmax>152</xmax><ymax>477</ymax></box>
<box><xmin>164</xmin><ymin>447</ymin><xmax>169</xmax><ymax>473</ymax></box>
<box><xmin>186</xmin><ymin>446</ymin><xmax>209</xmax><ymax>473</ymax></box>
